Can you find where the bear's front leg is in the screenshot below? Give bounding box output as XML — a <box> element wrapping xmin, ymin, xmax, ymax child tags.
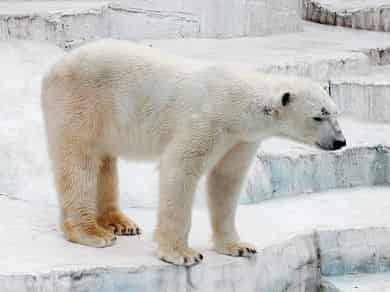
<box><xmin>154</xmin><ymin>129</ymin><xmax>229</xmax><ymax>266</ymax></box>
<box><xmin>155</xmin><ymin>156</ymin><xmax>203</xmax><ymax>265</ymax></box>
<box><xmin>207</xmin><ymin>142</ymin><xmax>259</xmax><ymax>257</ymax></box>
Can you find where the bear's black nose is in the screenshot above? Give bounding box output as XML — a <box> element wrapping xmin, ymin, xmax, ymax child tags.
<box><xmin>333</xmin><ymin>139</ymin><xmax>346</xmax><ymax>150</ymax></box>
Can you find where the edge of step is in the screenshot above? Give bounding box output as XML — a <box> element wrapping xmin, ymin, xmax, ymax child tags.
<box><xmin>322</xmin><ymin>272</ymin><xmax>390</xmax><ymax>292</ymax></box>
<box><xmin>2</xmin><ymin>185</ymin><xmax>390</xmax><ymax>291</ymax></box>
<box><xmin>302</xmin><ymin>0</ymin><xmax>390</xmax><ymax>31</ymax></box>
<box><xmin>243</xmin><ymin>117</ymin><xmax>390</xmax><ymax>203</ymax></box>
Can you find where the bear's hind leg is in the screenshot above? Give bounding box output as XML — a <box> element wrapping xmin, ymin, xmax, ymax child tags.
<box><xmin>55</xmin><ymin>151</ymin><xmax>116</xmax><ymax>248</ymax></box>
<box><xmin>207</xmin><ymin>142</ymin><xmax>259</xmax><ymax>257</ymax></box>
<box><xmin>96</xmin><ymin>156</ymin><xmax>141</xmax><ymax>236</ymax></box>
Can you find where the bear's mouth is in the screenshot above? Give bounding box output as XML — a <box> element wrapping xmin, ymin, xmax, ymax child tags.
<box><xmin>315</xmin><ymin>141</ymin><xmax>346</xmax><ymax>151</ymax></box>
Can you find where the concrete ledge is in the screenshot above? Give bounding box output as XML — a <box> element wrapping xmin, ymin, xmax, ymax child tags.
<box><xmin>0</xmin><ymin>2</ymin><xmax>199</xmax><ymax>49</ymax></box>
<box><xmin>144</xmin><ymin>22</ymin><xmax>390</xmax><ymax>81</ymax></box>
<box><xmin>0</xmin><ymin>1</ymin><xmax>303</xmax><ymax>48</ymax></box>
<box><xmin>2</xmin><ymin>187</ymin><xmax>390</xmax><ymax>291</ymax></box>
<box><xmin>322</xmin><ymin>272</ymin><xmax>390</xmax><ymax>291</ymax></box>
<box><xmin>319</xmin><ymin>228</ymin><xmax>390</xmax><ymax>276</ymax></box>
<box><xmin>330</xmin><ymin>65</ymin><xmax>390</xmax><ymax>122</ymax></box>
<box><xmin>248</xmin><ymin>146</ymin><xmax>389</xmax><ymax>202</ymax></box>
<box><xmin>244</xmin><ymin>118</ymin><xmax>390</xmax><ymax>203</ymax></box>
<box><xmin>302</xmin><ymin>0</ymin><xmax>390</xmax><ymax>31</ymax></box>
<box><xmin>0</xmin><ymin>234</ymin><xmax>319</xmax><ymax>292</ymax></box>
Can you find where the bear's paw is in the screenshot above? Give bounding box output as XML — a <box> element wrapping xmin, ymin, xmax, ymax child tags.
<box><xmin>98</xmin><ymin>210</ymin><xmax>141</xmax><ymax>236</ymax></box>
<box><xmin>215</xmin><ymin>241</ymin><xmax>257</xmax><ymax>257</ymax></box>
<box><xmin>158</xmin><ymin>247</ymin><xmax>203</xmax><ymax>266</ymax></box>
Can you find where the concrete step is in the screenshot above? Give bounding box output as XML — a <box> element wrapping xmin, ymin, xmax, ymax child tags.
<box><xmin>330</xmin><ymin>65</ymin><xmax>390</xmax><ymax>122</ymax></box>
<box><xmin>246</xmin><ymin>117</ymin><xmax>390</xmax><ymax>203</ymax></box>
<box><xmin>302</xmin><ymin>0</ymin><xmax>390</xmax><ymax>32</ymax></box>
<box><xmin>0</xmin><ymin>1</ymin><xmax>199</xmax><ymax>49</ymax></box>
<box><xmin>144</xmin><ymin>22</ymin><xmax>390</xmax><ymax>81</ymax></box>
<box><xmin>322</xmin><ymin>272</ymin><xmax>390</xmax><ymax>291</ymax></box>
<box><xmin>0</xmin><ymin>0</ymin><xmax>303</xmax><ymax>48</ymax></box>
<box><xmin>1</xmin><ymin>186</ymin><xmax>390</xmax><ymax>291</ymax></box>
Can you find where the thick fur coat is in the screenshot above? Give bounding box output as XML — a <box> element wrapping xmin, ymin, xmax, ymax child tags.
<box><xmin>41</xmin><ymin>40</ymin><xmax>345</xmax><ymax>265</ymax></box>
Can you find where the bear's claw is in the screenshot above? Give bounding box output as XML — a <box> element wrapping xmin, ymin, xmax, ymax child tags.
<box><xmin>158</xmin><ymin>247</ymin><xmax>204</xmax><ymax>266</ymax></box>
<box><xmin>98</xmin><ymin>210</ymin><xmax>141</xmax><ymax>236</ymax></box>
<box><xmin>215</xmin><ymin>241</ymin><xmax>257</xmax><ymax>258</ymax></box>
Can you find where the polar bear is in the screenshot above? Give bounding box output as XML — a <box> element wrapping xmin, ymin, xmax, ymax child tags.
<box><xmin>41</xmin><ymin>40</ymin><xmax>346</xmax><ymax>266</ymax></box>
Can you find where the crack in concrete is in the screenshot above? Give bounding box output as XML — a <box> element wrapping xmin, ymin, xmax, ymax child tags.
<box><xmin>108</xmin><ymin>4</ymin><xmax>198</xmax><ymax>22</ymax></box>
<box><xmin>0</xmin><ymin>193</ymin><xmax>26</xmax><ymax>202</ymax></box>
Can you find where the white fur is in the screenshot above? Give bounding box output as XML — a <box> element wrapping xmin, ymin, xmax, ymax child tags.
<box><xmin>41</xmin><ymin>39</ymin><xmax>343</xmax><ymax>266</ymax></box>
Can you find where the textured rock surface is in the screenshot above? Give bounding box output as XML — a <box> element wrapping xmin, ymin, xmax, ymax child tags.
<box><xmin>2</xmin><ymin>187</ymin><xmax>390</xmax><ymax>291</ymax></box>
<box><xmin>302</xmin><ymin>0</ymin><xmax>390</xmax><ymax>31</ymax></box>
<box><xmin>0</xmin><ymin>0</ymin><xmax>303</xmax><ymax>48</ymax></box>
<box><xmin>330</xmin><ymin>65</ymin><xmax>390</xmax><ymax>122</ymax></box>
<box><xmin>322</xmin><ymin>272</ymin><xmax>390</xmax><ymax>291</ymax></box>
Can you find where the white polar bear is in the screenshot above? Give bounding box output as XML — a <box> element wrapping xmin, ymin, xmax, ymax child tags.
<box><xmin>41</xmin><ymin>40</ymin><xmax>346</xmax><ymax>266</ymax></box>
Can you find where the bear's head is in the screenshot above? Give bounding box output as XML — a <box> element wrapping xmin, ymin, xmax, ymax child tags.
<box><xmin>260</xmin><ymin>77</ymin><xmax>346</xmax><ymax>151</ymax></box>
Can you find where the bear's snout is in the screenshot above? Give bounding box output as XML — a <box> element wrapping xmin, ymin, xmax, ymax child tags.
<box><xmin>332</xmin><ymin>139</ymin><xmax>346</xmax><ymax>150</ymax></box>
<box><xmin>316</xmin><ymin>137</ymin><xmax>347</xmax><ymax>151</ymax></box>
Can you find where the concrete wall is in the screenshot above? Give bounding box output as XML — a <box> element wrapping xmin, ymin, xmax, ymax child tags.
<box><xmin>0</xmin><ymin>0</ymin><xmax>302</xmax><ymax>48</ymax></box>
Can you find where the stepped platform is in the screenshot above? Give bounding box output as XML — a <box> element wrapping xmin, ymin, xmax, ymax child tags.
<box><xmin>144</xmin><ymin>22</ymin><xmax>390</xmax><ymax>81</ymax></box>
<box><xmin>1</xmin><ymin>186</ymin><xmax>390</xmax><ymax>291</ymax></box>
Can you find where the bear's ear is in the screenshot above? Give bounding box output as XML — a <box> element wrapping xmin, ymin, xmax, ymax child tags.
<box><xmin>281</xmin><ymin>92</ymin><xmax>291</xmax><ymax>106</ymax></box>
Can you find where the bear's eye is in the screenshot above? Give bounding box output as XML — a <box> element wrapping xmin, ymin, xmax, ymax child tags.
<box><xmin>313</xmin><ymin>117</ymin><xmax>323</xmax><ymax>122</ymax></box>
